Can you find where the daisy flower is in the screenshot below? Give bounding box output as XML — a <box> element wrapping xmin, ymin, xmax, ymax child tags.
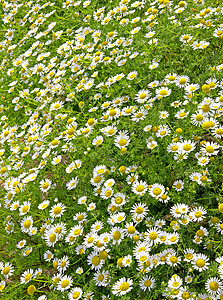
<box><xmin>114</xmin><ymin>131</ymin><xmax>130</xmax><ymax>149</ymax></box>
<box><xmin>66</xmin><ymin>177</ymin><xmax>79</xmax><ymax>190</ymax></box>
<box><xmin>205</xmin><ymin>277</ymin><xmax>223</xmax><ymax>296</ymax></box>
<box><xmin>201</xmin><ymin>141</ymin><xmax>219</xmax><ymax>156</ymax></box>
<box><xmin>132</xmin><ymin>109</ymin><xmax>148</xmax><ymax>122</ymax></box>
<box><xmin>112</xmin><ymin>277</ymin><xmax>133</xmax><ymax>296</ymax></box>
<box><xmin>16</xmin><ymin>239</ymin><xmax>26</xmax><ymax>249</ymax></box>
<box><xmin>58</xmin><ymin>256</ymin><xmax>70</xmax><ymax>273</ymax></box>
<box><xmin>149</xmin><ymin>183</ymin><xmax>165</xmax><ymax>199</ymax></box>
<box><xmin>127</xmin><ymin>71</ymin><xmax>138</xmax><ymax>80</ymax></box>
<box><xmin>50</xmin><ymin>101</ymin><xmax>64</xmax><ymax>111</ymax></box>
<box><xmin>190</xmin><ymin>206</ymin><xmax>207</xmax><ymax>222</ymax></box>
<box><xmin>125</xmin><ymin>222</ymin><xmax>139</xmax><ymax>238</ymax></box>
<box><xmin>50</xmin><ymin>203</ymin><xmax>66</xmax><ymax>218</ymax></box>
<box><xmin>44</xmin><ymin>229</ymin><xmax>59</xmax><ymax>247</ymax></box>
<box><xmin>93</xmin><ymin>270</ymin><xmax>110</xmax><ymax>287</ymax></box>
<box><xmin>68</xmin><ymin>287</ymin><xmax>82</xmax><ymax>300</ymax></box>
<box><xmin>110</xmin><ymin>227</ymin><xmax>125</xmax><ymax>245</ymax></box>
<box><xmin>38</xmin><ymin>200</ymin><xmax>50</xmax><ymax>210</ymax></box>
<box><xmin>131</xmin><ymin>180</ymin><xmax>148</xmax><ymax>196</ymax></box>
<box><xmin>1</xmin><ymin>263</ymin><xmax>14</xmax><ymax>279</ymax></box>
<box><xmin>92</xmin><ymin>135</ymin><xmax>104</xmax><ymax>146</ymax></box>
<box><xmin>39</xmin><ymin>179</ymin><xmax>52</xmax><ymax>193</ymax></box>
<box><xmin>52</xmin><ymin>155</ymin><xmax>61</xmax><ymax>165</ymax></box>
<box><xmin>175</xmin><ymin>109</ymin><xmax>189</xmax><ymax>119</ymax></box>
<box><xmin>19</xmin><ymin>201</ymin><xmax>31</xmax><ymax>216</ymax></box>
<box><xmin>176</xmin><ymin>75</ymin><xmax>190</xmax><ymax>87</ymax></box>
<box><xmin>87</xmin><ymin>251</ymin><xmax>104</xmax><ymax>270</ymax></box>
<box><xmin>172</xmin><ymin>180</ymin><xmax>184</xmax><ymax>191</ymax></box>
<box><xmin>192</xmin><ymin>254</ymin><xmax>210</xmax><ymax>272</ymax></box>
<box><xmin>155</xmin><ymin>87</ymin><xmax>171</xmax><ymax>99</ymax></box>
<box><xmin>135</xmin><ymin>89</ymin><xmax>151</xmax><ymax>103</ymax></box>
<box><xmin>20</xmin><ymin>269</ymin><xmax>34</xmax><ymax>284</ymax></box>
<box><xmin>139</xmin><ymin>276</ymin><xmax>156</xmax><ymax>291</ymax></box>
<box><xmin>166</xmin><ymin>254</ymin><xmax>181</xmax><ymax>267</ymax></box>
<box><xmin>57</xmin><ymin>275</ymin><xmax>73</xmax><ymax>292</ymax></box>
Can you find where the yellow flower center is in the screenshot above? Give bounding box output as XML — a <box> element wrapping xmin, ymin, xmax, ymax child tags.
<box><xmin>119</xmin><ymin>139</ymin><xmax>127</xmax><ymax>146</ymax></box>
<box><xmin>209</xmin><ymin>281</ymin><xmax>219</xmax><ymax>291</ymax></box>
<box><xmin>159</xmin><ymin>90</ymin><xmax>168</xmax><ymax>96</ymax></box>
<box><xmin>136</xmin><ymin>207</ymin><xmax>143</xmax><ymax>214</ymax></box>
<box><xmin>53</xmin><ymin>207</ymin><xmax>62</xmax><ymax>215</ymax></box>
<box><xmin>144</xmin><ymin>280</ymin><xmax>151</xmax><ymax>287</ymax></box>
<box><xmin>196</xmin><ymin>259</ymin><xmax>205</xmax><ymax>267</ymax></box>
<box><xmin>109</xmin><ymin>109</ymin><xmax>117</xmax><ymax>116</ymax></box>
<box><xmin>206</xmin><ymin>146</ymin><xmax>214</xmax><ymax>153</ymax></box>
<box><xmin>72</xmin><ymin>291</ymin><xmax>80</xmax><ymax>299</ymax></box>
<box><xmin>37</xmin><ymin>66</ymin><xmax>43</xmax><ymax>72</ymax></box>
<box><xmin>61</xmin><ymin>280</ymin><xmax>69</xmax><ymax>288</ymax></box>
<box><xmin>25</xmin><ymin>274</ymin><xmax>32</xmax><ymax>282</ymax></box>
<box><xmin>42</xmin><ymin>182</ymin><xmax>49</xmax><ymax>189</ymax></box>
<box><xmin>108</xmin><ymin>129</ymin><xmax>115</xmax><ymax>135</ymax></box>
<box><xmin>127</xmin><ymin>226</ymin><xmax>136</xmax><ymax>234</ymax></box>
<box><xmin>202</xmin><ymin>104</ymin><xmax>210</xmax><ymax>112</ymax></box>
<box><xmin>92</xmin><ymin>256</ymin><xmax>100</xmax><ymax>266</ymax></box>
<box><xmin>2</xmin><ymin>267</ymin><xmax>10</xmax><ymax>275</ymax></box>
<box><xmin>105</xmin><ymin>190</ymin><xmax>112</xmax><ymax>197</ymax></box>
<box><xmin>195</xmin><ymin>211</ymin><xmax>202</xmax><ymax>218</ymax></box>
<box><xmin>182</xmin><ymin>292</ymin><xmax>190</xmax><ymax>299</ymax></box>
<box><xmin>196</xmin><ymin>114</ymin><xmax>204</xmax><ymax>121</ymax></box>
<box><xmin>49</xmin><ymin>234</ymin><xmax>56</xmax><ymax>243</ymax></box>
<box><xmin>216</xmin><ymin>129</ymin><xmax>223</xmax><ymax>135</ymax></box>
<box><xmin>170</xmin><ymin>256</ymin><xmax>177</xmax><ymax>263</ymax></box>
<box><xmin>179</xmin><ymin>112</ymin><xmax>186</xmax><ymax>117</ymax></box>
<box><xmin>120</xmin><ymin>282</ymin><xmax>129</xmax><ymax>291</ymax></box>
<box><xmin>171</xmin><ymin>145</ymin><xmax>178</xmax><ymax>151</ymax></box>
<box><xmin>24</xmin><ymin>220</ymin><xmax>31</xmax><ymax>229</ymax></box>
<box><xmin>153</xmin><ymin>188</ymin><xmax>161</xmax><ymax>195</ymax></box>
<box><xmin>186</xmin><ymin>253</ymin><xmax>193</xmax><ymax>260</ymax></box>
<box><xmin>139</xmin><ymin>93</ymin><xmax>147</xmax><ymax>99</ymax></box>
<box><xmin>54</xmin><ymin>104</ymin><xmax>61</xmax><ymax>109</ymax></box>
<box><xmin>87</xmin><ymin>237</ymin><xmax>94</xmax><ymax>244</ymax></box>
<box><xmin>136</xmin><ymin>185</ymin><xmax>145</xmax><ymax>192</ymax></box>
<box><xmin>27</xmin><ymin>285</ymin><xmax>35</xmax><ymax>295</ymax></box>
<box><xmin>149</xmin><ymin>232</ymin><xmax>157</xmax><ymax>240</ymax></box>
<box><xmin>22</xmin><ymin>205</ymin><xmax>29</xmax><ymax>213</ymax></box>
<box><xmin>113</xmin><ymin>231</ymin><xmax>121</xmax><ymax>240</ymax></box>
<box><xmin>179</xmin><ymin>78</ymin><xmax>186</xmax><ymax>85</ymax></box>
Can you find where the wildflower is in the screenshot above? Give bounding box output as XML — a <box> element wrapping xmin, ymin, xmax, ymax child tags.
<box><xmin>20</xmin><ymin>269</ymin><xmax>34</xmax><ymax>284</ymax></box>
<box><xmin>192</xmin><ymin>254</ymin><xmax>210</xmax><ymax>272</ymax></box>
<box><xmin>111</xmin><ymin>227</ymin><xmax>125</xmax><ymax>245</ymax></box>
<box><xmin>1</xmin><ymin>263</ymin><xmax>14</xmax><ymax>279</ymax></box>
<box><xmin>87</xmin><ymin>251</ymin><xmax>104</xmax><ymax>270</ymax></box>
<box><xmin>127</xmin><ymin>71</ymin><xmax>138</xmax><ymax>80</ymax></box>
<box><xmin>112</xmin><ymin>277</ymin><xmax>133</xmax><ymax>296</ymax></box>
<box><xmin>93</xmin><ymin>270</ymin><xmax>110</xmax><ymax>287</ymax></box>
<box><xmin>114</xmin><ymin>131</ymin><xmax>130</xmax><ymax>149</ymax></box>
<box><xmin>50</xmin><ymin>203</ymin><xmax>66</xmax><ymax>218</ymax></box>
<box><xmin>39</xmin><ymin>179</ymin><xmax>52</xmax><ymax>193</ymax></box>
<box><xmin>57</xmin><ymin>275</ymin><xmax>73</xmax><ymax>292</ymax></box>
<box><xmin>68</xmin><ymin>287</ymin><xmax>82</xmax><ymax>300</ymax></box>
<box><xmin>139</xmin><ymin>276</ymin><xmax>156</xmax><ymax>291</ymax></box>
<box><xmin>201</xmin><ymin>141</ymin><xmax>219</xmax><ymax>156</ymax></box>
<box><xmin>149</xmin><ymin>183</ymin><xmax>165</xmax><ymax>199</ymax></box>
<box><xmin>131</xmin><ymin>180</ymin><xmax>148</xmax><ymax>196</ymax></box>
<box><xmin>50</xmin><ymin>101</ymin><xmax>64</xmax><ymax>111</ymax></box>
<box><xmin>156</xmin><ymin>87</ymin><xmax>171</xmax><ymax>99</ymax></box>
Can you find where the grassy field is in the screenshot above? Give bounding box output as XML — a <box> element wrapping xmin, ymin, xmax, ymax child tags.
<box><xmin>0</xmin><ymin>0</ymin><xmax>223</xmax><ymax>299</ymax></box>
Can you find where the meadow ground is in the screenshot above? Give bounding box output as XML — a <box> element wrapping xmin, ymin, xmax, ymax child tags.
<box><xmin>0</xmin><ymin>0</ymin><xmax>223</xmax><ymax>299</ymax></box>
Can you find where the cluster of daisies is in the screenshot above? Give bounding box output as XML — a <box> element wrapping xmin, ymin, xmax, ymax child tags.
<box><xmin>0</xmin><ymin>0</ymin><xmax>223</xmax><ymax>299</ymax></box>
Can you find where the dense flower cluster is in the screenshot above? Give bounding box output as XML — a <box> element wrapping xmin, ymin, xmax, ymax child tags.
<box><xmin>0</xmin><ymin>0</ymin><xmax>223</xmax><ymax>299</ymax></box>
